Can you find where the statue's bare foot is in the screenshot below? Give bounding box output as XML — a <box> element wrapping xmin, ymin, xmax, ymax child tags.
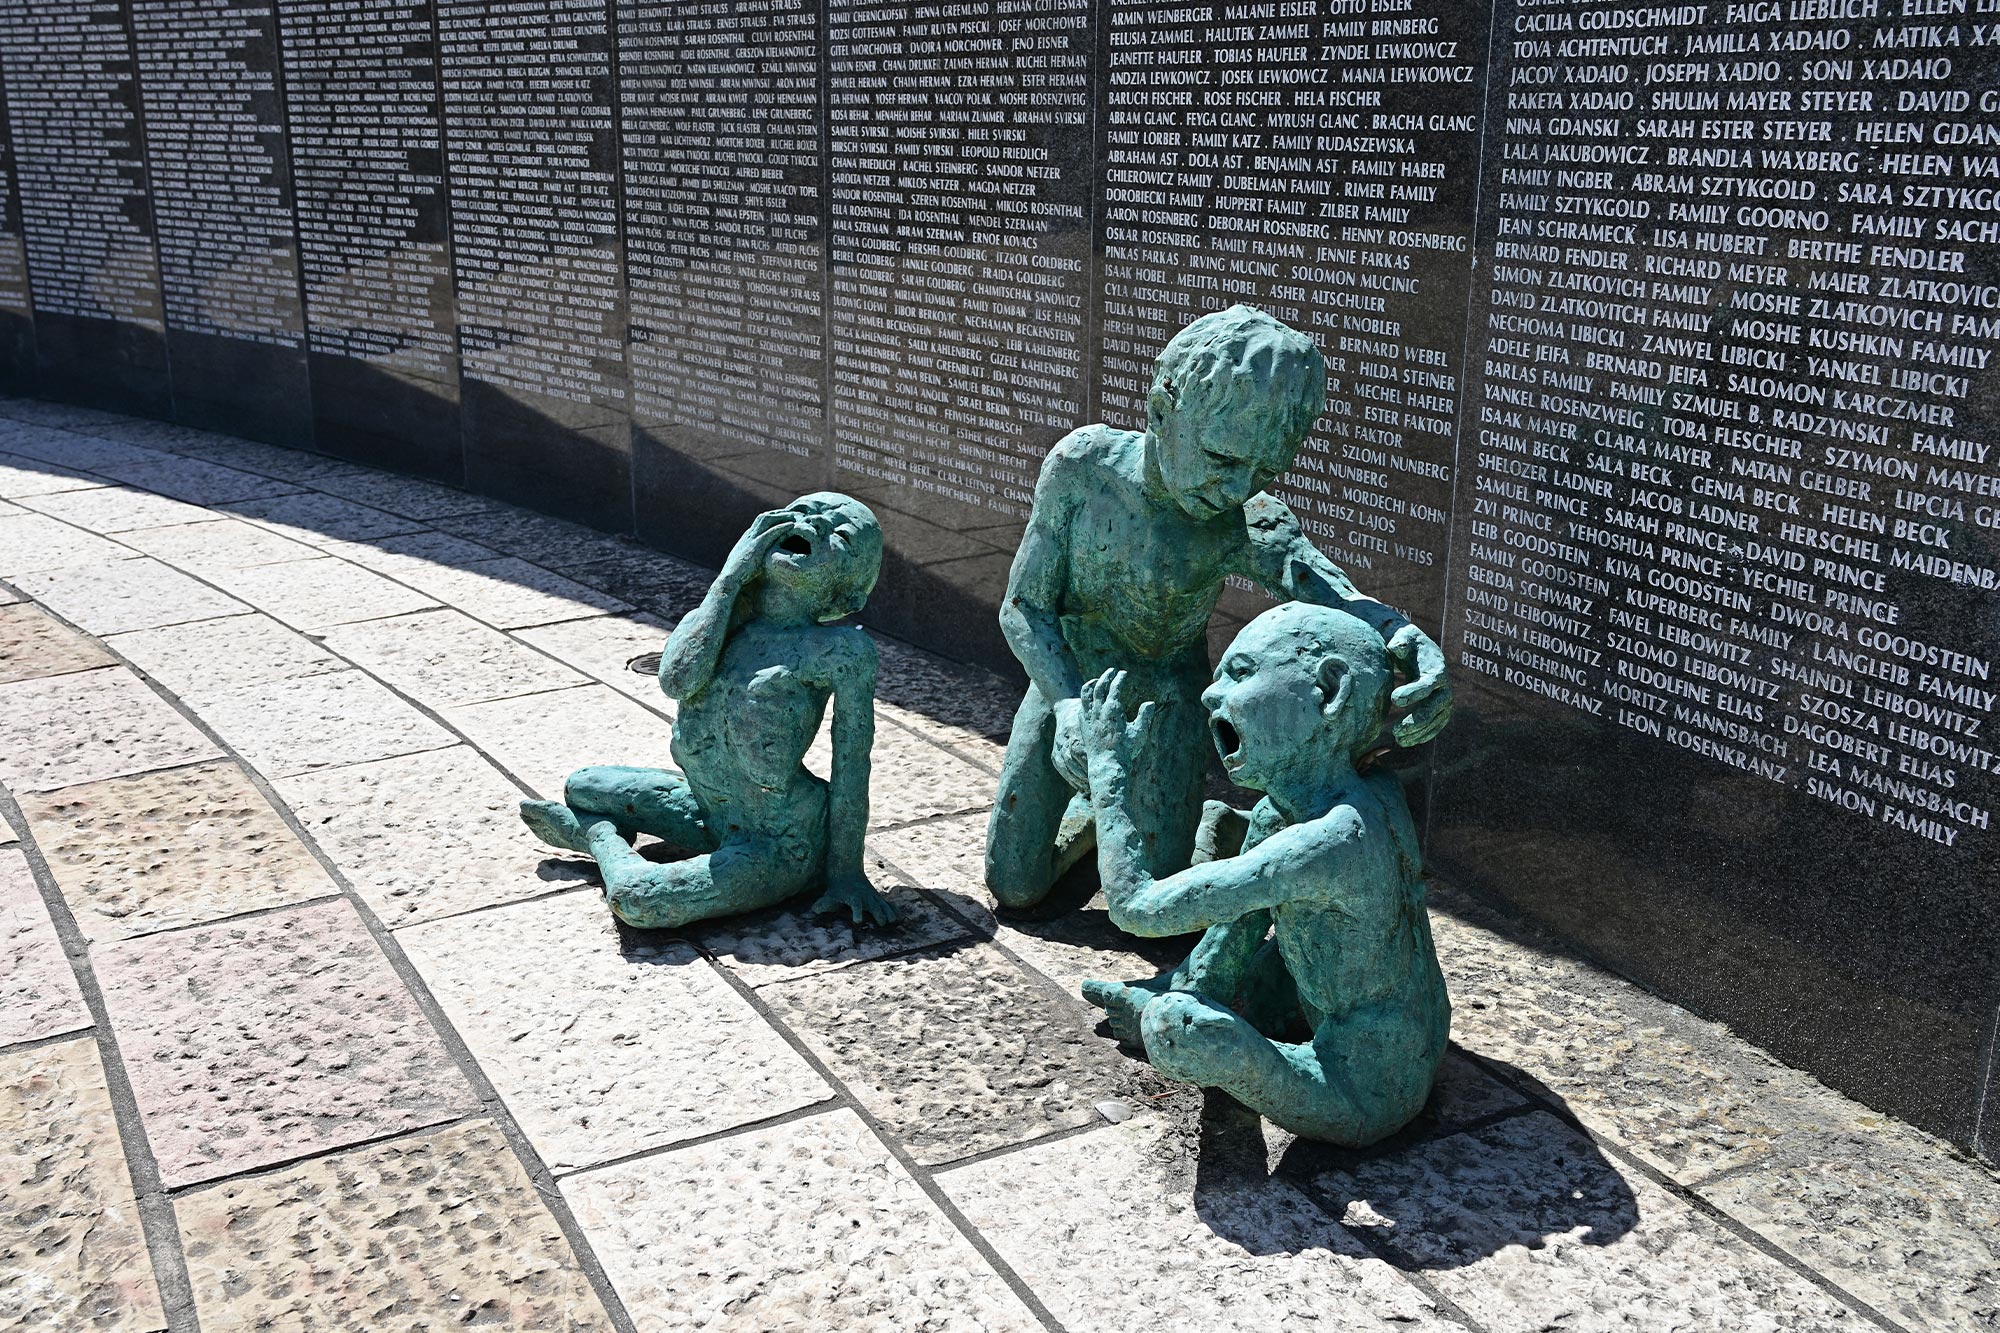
<box><xmin>1082</xmin><ymin>973</ymin><xmax>1172</xmax><ymax>1046</ymax></box>
<box><xmin>520</xmin><ymin>799</ymin><xmax>599</xmax><ymax>854</ymax></box>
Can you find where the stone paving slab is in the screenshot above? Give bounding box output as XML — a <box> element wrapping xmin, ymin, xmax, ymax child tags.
<box><xmin>514</xmin><ymin>611</ymin><xmax>676</xmax><ymax>714</ymax></box>
<box><xmin>0</xmin><ymin>450</ymin><xmax>102</xmax><ymax>497</ymax></box>
<box><xmin>438</xmin><ymin>505</ymin><xmax>638</xmax><ymax>569</ymax></box>
<box><xmin>18</xmin><ymin>484</ymin><xmax>210</xmax><ymax>533</ymax></box>
<box><xmin>96</xmin><ymin>456</ymin><xmax>301</xmax><ymax>506</ymax></box>
<box><xmin>278</xmin><ymin>745</ymin><xmax>593</xmax><ymax>928</ymax></box>
<box><xmin>563</xmin><ymin>548</ymin><xmax>716</xmax><ymax>622</ymax></box>
<box><xmin>0</xmin><ymin>668</ymin><xmax>219</xmax><ymax>793</ymax></box>
<box><xmin>400</xmin><ymin>890</ymin><xmax>831</xmax><ymax>1173</ymax></box>
<box><xmin>0</xmin><ymin>1037</ymin><xmax>166</xmax><ymax>1332</ymax></box>
<box><xmin>1</xmin><ymin>421</ymin><xmax>168</xmax><ymax>469</ymax></box>
<box><xmin>21</xmin><ymin>761</ymin><xmax>336</xmax><ymax>943</ymax></box>
<box><xmin>806</xmin><ymin>724</ymin><xmax>997</xmax><ymax>831</ymax></box>
<box><xmin>221</xmin><ymin>490</ymin><xmax>429</xmax><ymax>545</ymax></box>
<box><xmin>691</xmin><ymin>884</ymin><xmax>978</xmax><ymax>989</ymax></box>
<box><xmin>564</xmin><ymin>1108</ymin><xmax>1043</xmax><ymax>1333</ymax></box>
<box><xmin>14</xmin><ymin>556</ymin><xmax>250</xmax><ymax>636</ymax></box>
<box><xmin>175</xmin><ymin>1119</ymin><xmax>613</xmax><ymax>1332</ymax></box>
<box><xmin>107</xmin><ymin>612</ymin><xmax>346</xmax><ymax>701</ymax></box>
<box><xmin>321</xmin><ymin>607</ymin><xmax>588</xmax><ymax>709</ymax></box>
<box><xmin>195</xmin><ymin>668</ymin><xmax>457</xmax><ymax>778</ymax></box>
<box><xmin>1315</xmin><ymin>1110</ymin><xmax>1861</xmax><ymax>1333</ymax></box>
<box><xmin>94</xmin><ymin>898</ymin><xmax>476</xmax><ymax>1187</ymax></box>
<box><xmin>0</xmin><ymin>600</ymin><xmax>117</xmax><ymax>682</ymax></box>
<box><xmin>941</xmin><ymin>1114</ymin><xmax>1451</xmax><ymax>1333</ymax></box>
<box><xmin>206</xmin><ymin>555</ymin><xmax>440</xmax><ymax>631</ymax></box>
<box><xmin>153</xmin><ymin>432</ymin><xmax>362</xmax><ymax>483</ymax></box>
<box><xmin>388</xmin><ymin>554</ymin><xmax>633</xmax><ymax>630</ymax></box>
<box><xmin>0</xmin><ymin>844</ymin><xmax>91</xmax><ymax>1046</ymax></box>
<box><xmin>315</xmin><ymin>470</ymin><xmax>497</xmax><ymax>520</ymax></box>
<box><xmin>762</xmin><ymin>942</ymin><xmax>1167</xmax><ymax>1166</ymax></box>
<box><xmin>445</xmin><ymin>683</ymin><xmax>676</xmax><ymax>799</ymax></box>
<box><xmin>0</xmin><ymin>512</ymin><xmax>133</xmax><ymax>576</ymax></box>
<box><xmin>116</xmin><ymin>517</ymin><xmax>322</xmax><ymax>572</ymax></box>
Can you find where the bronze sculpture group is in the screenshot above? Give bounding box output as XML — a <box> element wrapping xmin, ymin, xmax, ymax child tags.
<box><xmin>519</xmin><ymin>306</ymin><xmax>1455</xmax><ymax>1146</ymax></box>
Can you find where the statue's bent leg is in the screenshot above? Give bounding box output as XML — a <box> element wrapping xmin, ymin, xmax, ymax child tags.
<box><xmin>564</xmin><ymin>765</ymin><xmax>716</xmax><ymax>852</ymax></box>
<box><xmin>1138</xmin><ymin>991</ymin><xmax>1436</xmax><ymax>1147</ymax></box>
<box><xmin>985</xmin><ymin>685</ymin><xmax>1074</xmax><ymax>909</ymax></box>
<box><xmin>586</xmin><ymin>820</ymin><xmax>821</xmax><ymax>930</ymax></box>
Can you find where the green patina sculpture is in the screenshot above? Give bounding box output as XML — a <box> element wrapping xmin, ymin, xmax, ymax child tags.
<box><xmin>520</xmin><ymin>493</ymin><xmax>897</xmax><ymax>929</ymax></box>
<box><xmin>1079</xmin><ymin>602</ymin><xmax>1450</xmax><ymax>1145</ymax></box>
<box><xmin>986</xmin><ymin>304</ymin><xmax>1452</xmax><ymax>910</ymax></box>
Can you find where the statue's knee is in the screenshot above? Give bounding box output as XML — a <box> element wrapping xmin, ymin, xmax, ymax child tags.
<box><xmin>563</xmin><ymin>765</ymin><xmax>625</xmax><ymax>806</ymax></box>
<box><xmin>1140</xmin><ymin>992</ymin><xmax>1241</xmax><ymax>1083</ymax></box>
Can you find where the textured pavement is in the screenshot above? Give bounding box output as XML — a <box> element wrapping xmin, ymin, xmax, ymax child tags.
<box><xmin>0</xmin><ymin>396</ymin><xmax>1990</xmax><ymax>1333</ymax></box>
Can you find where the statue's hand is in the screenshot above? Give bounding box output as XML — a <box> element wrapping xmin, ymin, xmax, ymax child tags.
<box><xmin>811</xmin><ymin>873</ymin><xmax>899</xmax><ymax>927</ymax></box>
<box><xmin>721</xmin><ymin>509</ymin><xmax>797</xmax><ymax>585</ymax></box>
<box><xmin>1386</xmin><ymin>623</ymin><xmax>1453</xmax><ymax>746</ymax></box>
<box><xmin>1050</xmin><ymin>695</ymin><xmax>1088</xmax><ymax>792</ymax></box>
<box><xmin>1082</xmin><ymin>973</ymin><xmax>1172</xmax><ymax>1046</ymax></box>
<box><xmin>1079</xmin><ymin>669</ymin><xmax>1155</xmax><ymax>774</ymax></box>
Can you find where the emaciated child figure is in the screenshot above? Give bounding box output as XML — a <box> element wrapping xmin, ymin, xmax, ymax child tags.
<box><xmin>520</xmin><ymin>493</ymin><xmax>897</xmax><ymax>929</ymax></box>
<box><xmin>987</xmin><ymin>304</ymin><xmax>1451</xmax><ymax>911</ymax></box>
<box><xmin>1078</xmin><ymin>602</ymin><xmax>1450</xmax><ymax>1145</ymax></box>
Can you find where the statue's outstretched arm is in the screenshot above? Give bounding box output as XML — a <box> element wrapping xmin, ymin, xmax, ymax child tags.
<box><xmin>659</xmin><ymin>510</ymin><xmax>792</xmax><ymax>700</ymax></box>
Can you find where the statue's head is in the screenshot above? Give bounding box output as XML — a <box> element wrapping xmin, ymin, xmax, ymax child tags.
<box><xmin>764</xmin><ymin>492</ymin><xmax>883</xmax><ymax>622</ymax></box>
<box><xmin>1146</xmin><ymin>305</ymin><xmax>1326</xmax><ymax>521</ymax></box>
<box><xmin>1200</xmin><ymin>602</ymin><xmax>1392</xmax><ymax>789</ymax></box>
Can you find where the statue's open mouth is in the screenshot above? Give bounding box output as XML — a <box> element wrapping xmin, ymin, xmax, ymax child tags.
<box><xmin>1212</xmin><ymin>716</ymin><xmax>1241</xmax><ymax>764</ymax></box>
<box><xmin>779</xmin><ymin>531</ymin><xmax>815</xmax><ymax>557</ymax></box>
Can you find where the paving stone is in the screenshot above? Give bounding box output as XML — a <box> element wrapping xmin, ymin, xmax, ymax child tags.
<box><xmin>0</xmin><ymin>668</ymin><xmax>218</xmax><ymax>792</ymax></box>
<box><xmin>0</xmin><ymin>425</ymin><xmax>164</xmax><ymax>471</ymax></box>
<box><xmin>1699</xmin><ymin>1126</ymin><xmax>2000</xmax><ymax>1332</ymax></box>
<box><xmin>0</xmin><ymin>600</ymin><xmax>116</xmax><ymax>682</ymax></box>
<box><xmin>565</xmin><ymin>1108</ymin><xmax>1041</xmax><ymax>1333</ymax></box>
<box><xmin>564</xmin><ymin>548</ymin><xmax>715</xmax><ymax>622</ymax></box>
<box><xmin>278</xmin><ymin>745</ymin><xmax>592</xmax><ymax>928</ymax></box>
<box><xmin>316</xmin><ymin>471</ymin><xmax>496</xmax><ymax>519</ymax></box>
<box><xmin>0</xmin><ymin>583</ymin><xmax>16</xmax><ymax>605</ymax></box>
<box><xmin>175</xmin><ymin>1119</ymin><xmax>613</xmax><ymax>1332</ymax></box>
<box><xmin>693</xmin><ymin>884</ymin><xmax>976</xmax><ymax>988</ymax></box>
<box><xmin>514</xmin><ymin>611</ymin><xmax>676</xmax><ymax>713</ymax></box>
<box><xmin>107</xmin><ymin>612</ymin><xmax>345</xmax><ymax>700</ymax></box>
<box><xmin>804</xmin><ymin>723</ymin><xmax>995</xmax><ymax>830</ymax></box>
<box><xmin>940</xmin><ymin>1114</ymin><xmax>1449</xmax><ymax>1333</ymax></box>
<box><xmin>117</xmin><ymin>517</ymin><xmax>321</xmax><ymax>572</ymax></box>
<box><xmin>445</xmin><ymin>684</ymin><xmax>674</xmax><ymax>799</ymax></box>
<box><xmin>18</xmin><ymin>484</ymin><xmax>210</xmax><ymax>533</ymax></box>
<box><xmin>762</xmin><ymin>942</ymin><xmax>1158</xmax><ymax>1166</ymax></box>
<box><xmin>94</xmin><ymin>898</ymin><xmax>476</xmax><ymax>1186</ymax></box>
<box><xmin>222</xmin><ymin>490</ymin><xmax>428</xmax><ymax>545</ymax></box>
<box><xmin>438</xmin><ymin>506</ymin><xmax>636</xmax><ymax>569</ymax></box>
<box><xmin>0</xmin><ymin>512</ymin><xmax>133</xmax><ymax>576</ymax></box>
<box><xmin>97</xmin><ymin>456</ymin><xmax>301</xmax><ymax>505</ymax></box>
<box><xmin>0</xmin><ymin>449</ymin><xmax>103</xmax><ymax>497</ymax></box>
<box><xmin>321</xmin><ymin>529</ymin><xmax>499</xmax><ymax>578</ymax></box>
<box><xmin>15</xmin><ymin>556</ymin><xmax>250</xmax><ymax>636</ymax></box>
<box><xmin>399</xmin><ymin>890</ymin><xmax>830</xmax><ymax>1172</ymax></box>
<box><xmin>320</xmin><ymin>608</ymin><xmax>586</xmax><ymax>709</ymax></box>
<box><xmin>168</xmin><ymin>434</ymin><xmax>360</xmax><ymax>483</ymax></box>
<box><xmin>0</xmin><ymin>845</ymin><xmax>90</xmax><ymax>1045</ymax></box>
<box><xmin>196</xmin><ymin>669</ymin><xmax>456</xmax><ymax>778</ymax></box>
<box><xmin>873</xmin><ymin>633</ymin><xmax>1019</xmax><ymax>746</ymax></box>
<box><xmin>20</xmin><ymin>761</ymin><xmax>336</xmax><ymax>943</ymax></box>
<box><xmin>1313</xmin><ymin>1110</ymin><xmax>1860</xmax><ymax>1333</ymax></box>
<box><xmin>385</xmin><ymin>555</ymin><xmax>631</xmax><ymax>629</ymax></box>
<box><xmin>206</xmin><ymin>555</ymin><xmax>439</xmax><ymax>631</ymax></box>
<box><xmin>0</xmin><ymin>1037</ymin><xmax>166</xmax><ymax>1332</ymax></box>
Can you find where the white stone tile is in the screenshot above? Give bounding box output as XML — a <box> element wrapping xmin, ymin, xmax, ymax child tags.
<box><xmin>320</xmin><ymin>608</ymin><xmax>586</xmax><ymax>709</ymax></box>
<box><xmin>398</xmin><ymin>890</ymin><xmax>831</xmax><ymax>1172</ymax></box>
<box><xmin>18</xmin><ymin>485</ymin><xmax>209</xmax><ymax>533</ymax></box>
<box><xmin>221</xmin><ymin>490</ymin><xmax>428</xmax><ymax>545</ymax></box>
<box><xmin>117</xmin><ymin>518</ymin><xmax>320</xmax><ymax>573</ymax></box>
<box><xmin>0</xmin><ymin>846</ymin><xmax>90</xmax><ymax>1045</ymax></box>
<box><xmin>320</xmin><ymin>530</ymin><xmax>498</xmax><ymax>578</ymax></box>
<box><xmin>805</xmin><ymin>723</ymin><xmax>995</xmax><ymax>830</ymax></box>
<box><xmin>96</xmin><ymin>456</ymin><xmax>300</xmax><ymax>505</ymax></box>
<box><xmin>564</xmin><ymin>1109</ymin><xmax>1042</xmax><ymax>1333</ymax></box>
<box><xmin>940</xmin><ymin>1116</ymin><xmax>1451</xmax><ymax>1333</ymax></box>
<box><xmin>205</xmin><ymin>556</ymin><xmax>438</xmax><ymax>631</ymax></box>
<box><xmin>390</xmin><ymin>555</ymin><xmax>631</xmax><ymax>630</ymax></box>
<box><xmin>0</xmin><ymin>668</ymin><xmax>218</xmax><ymax>792</ymax></box>
<box><xmin>107</xmin><ymin>613</ymin><xmax>345</xmax><ymax>700</ymax></box>
<box><xmin>444</xmin><ymin>684</ymin><xmax>674</xmax><ymax>799</ymax></box>
<box><xmin>196</xmin><ymin>669</ymin><xmax>456</xmax><ymax>778</ymax></box>
<box><xmin>14</xmin><ymin>557</ymin><xmax>249</xmax><ymax>636</ymax></box>
<box><xmin>278</xmin><ymin>745</ymin><xmax>593</xmax><ymax>929</ymax></box>
<box><xmin>0</xmin><ymin>450</ymin><xmax>103</xmax><ymax>498</ymax></box>
<box><xmin>513</xmin><ymin>612</ymin><xmax>674</xmax><ymax>713</ymax></box>
<box><xmin>693</xmin><ymin>885</ymin><xmax>976</xmax><ymax>988</ymax></box>
<box><xmin>316</xmin><ymin>471</ymin><xmax>495</xmax><ymax>519</ymax></box>
<box><xmin>0</xmin><ymin>513</ymin><xmax>132</xmax><ymax>577</ymax></box>
<box><xmin>0</xmin><ymin>601</ymin><xmax>118</xmax><ymax>683</ymax></box>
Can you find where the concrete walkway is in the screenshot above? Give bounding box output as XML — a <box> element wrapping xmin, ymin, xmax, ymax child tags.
<box><xmin>0</xmin><ymin>395</ymin><xmax>1989</xmax><ymax>1333</ymax></box>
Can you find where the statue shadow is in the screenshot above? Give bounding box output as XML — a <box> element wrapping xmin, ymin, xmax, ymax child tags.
<box><xmin>1185</xmin><ymin>1065</ymin><xmax>1640</xmax><ymax>1270</ymax></box>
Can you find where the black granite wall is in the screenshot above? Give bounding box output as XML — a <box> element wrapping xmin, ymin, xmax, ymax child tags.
<box><xmin>1</xmin><ymin>0</ymin><xmax>1994</xmax><ymax>1159</ymax></box>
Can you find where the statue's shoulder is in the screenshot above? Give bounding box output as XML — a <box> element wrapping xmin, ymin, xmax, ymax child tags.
<box><xmin>1241</xmin><ymin>489</ymin><xmax>1304</xmax><ymax>538</ymax></box>
<box><xmin>804</xmin><ymin>621</ymin><xmax>878</xmax><ymax>683</ymax></box>
<box><xmin>1040</xmin><ymin>424</ymin><xmax>1136</xmax><ymax>483</ymax></box>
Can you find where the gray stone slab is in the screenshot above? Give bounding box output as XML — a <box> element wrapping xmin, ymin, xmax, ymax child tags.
<box><xmin>315</xmin><ymin>471</ymin><xmax>496</xmax><ymax>520</ymax></box>
<box><xmin>399</xmin><ymin>890</ymin><xmax>831</xmax><ymax>1172</ymax></box>
<box><xmin>278</xmin><ymin>745</ymin><xmax>593</xmax><ymax>929</ymax></box>
<box><xmin>169</xmin><ymin>435</ymin><xmax>359</xmax><ymax>483</ymax></box>
<box><xmin>445</xmin><ymin>684</ymin><xmax>675</xmax><ymax>799</ymax></box>
<box><xmin>692</xmin><ymin>884</ymin><xmax>977</xmax><ymax>988</ymax></box>
<box><xmin>222</xmin><ymin>491</ymin><xmax>428</xmax><ymax>545</ymax></box>
<box><xmin>0</xmin><ymin>600</ymin><xmax>117</xmax><ymax>683</ymax></box>
<box><xmin>1312</xmin><ymin>1111</ymin><xmax>1861</xmax><ymax>1333</ymax></box>
<box><xmin>564</xmin><ymin>1108</ymin><xmax>1042</xmax><ymax>1333</ymax></box>
<box><xmin>0</xmin><ymin>845</ymin><xmax>90</xmax><ymax>1045</ymax></box>
<box><xmin>761</xmin><ymin>942</ymin><xmax>1161</xmax><ymax>1166</ymax></box>
<box><xmin>0</xmin><ymin>450</ymin><xmax>103</xmax><ymax>498</ymax></box>
<box><xmin>320</xmin><ymin>608</ymin><xmax>587</xmax><ymax>709</ymax></box>
<box><xmin>175</xmin><ymin>1119</ymin><xmax>614</xmax><ymax>1332</ymax></box>
<box><xmin>872</xmin><ymin>633</ymin><xmax>1019</xmax><ymax>747</ymax></box>
<box><xmin>94</xmin><ymin>898</ymin><xmax>477</xmax><ymax>1187</ymax></box>
<box><xmin>0</xmin><ymin>1037</ymin><xmax>166</xmax><ymax>1331</ymax></box>
<box><xmin>117</xmin><ymin>518</ymin><xmax>321</xmax><ymax>573</ymax></box>
<box><xmin>321</xmin><ymin>529</ymin><xmax>500</xmax><ymax>577</ymax></box>
<box><xmin>195</xmin><ymin>669</ymin><xmax>456</xmax><ymax>778</ymax></box>
<box><xmin>0</xmin><ymin>668</ymin><xmax>219</xmax><ymax>792</ymax></box>
<box><xmin>14</xmin><ymin>557</ymin><xmax>250</xmax><ymax>636</ymax></box>
<box><xmin>21</xmin><ymin>761</ymin><xmax>336</xmax><ymax>943</ymax></box>
<box><xmin>0</xmin><ymin>426</ymin><xmax>164</xmax><ymax>472</ymax></box>
<box><xmin>513</xmin><ymin>612</ymin><xmax>676</xmax><ymax>714</ymax></box>
<box><xmin>205</xmin><ymin>556</ymin><xmax>439</xmax><ymax>632</ymax></box>
<box><xmin>438</xmin><ymin>506</ymin><xmax>636</xmax><ymax>569</ymax></box>
<box><xmin>389</xmin><ymin>556</ymin><xmax>632</xmax><ymax>630</ymax></box>
<box><xmin>0</xmin><ymin>513</ymin><xmax>133</xmax><ymax>576</ymax></box>
<box><xmin>563</xmin><ymin>549</ymin><xmax>716</xmax><ymax>623</ymax></box>
<box><xmin>18</xmin><ymin>485</ymin><xmax>210</xmax><ymax>533</ymax></box>
<box><xmin>107</xmin><ymin>612</ymin><xmax>345</xmax><ymax>700</ymax></box>
<box><xmin>939</xmin><ymin>1115</ymin><xmax>1451</xmax><ymax>1333</ymax></box>
<box><xmin>96</xmin><ymin>456</ymin><xmax>301</xmax><ymax>505</ymax></box>
<box><xmin>803</xmin><ymin>723</ymin><xmax>995</xmax><ymax>831</ymax></box>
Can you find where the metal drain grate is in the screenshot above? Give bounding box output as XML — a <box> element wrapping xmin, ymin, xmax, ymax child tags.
<box><xmin>627</xmin><ymin>652</ymin><xmax>663</xmax><ymax>675</ymax></box>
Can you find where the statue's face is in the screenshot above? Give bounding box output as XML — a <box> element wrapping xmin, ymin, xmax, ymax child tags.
<box><xmin>766</xmin><ymin>493</ymin><xmax>882</xmax><ymax>621</ymax></box>
<box><xmin>1152</xmin><ymin>400</ymin><xmax>1288</xmax><ymax>521</ymax></box>
<box><xmin>1199</xmin><ymin>617</ymin><xmax>1332</xmax><ymax>791</ymax></box>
